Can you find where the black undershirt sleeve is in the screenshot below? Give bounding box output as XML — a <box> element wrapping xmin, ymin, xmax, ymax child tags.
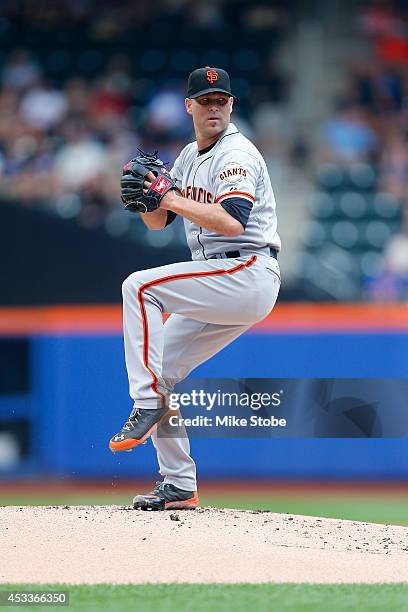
<box><xmin>220</xmin><ymin>197</ymin><xmax>253</xmax><ymax>230</ymax></box>
<box><xmin>165</xmin><ymin>210</ymin><xmax>178</xmax><ymax>226</ymax></box>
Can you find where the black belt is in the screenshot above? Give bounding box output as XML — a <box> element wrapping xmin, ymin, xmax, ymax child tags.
<box><xmin>222</xmin><ymin>247</ymin><xmax>278</xmax><ymax>260</ymax></box>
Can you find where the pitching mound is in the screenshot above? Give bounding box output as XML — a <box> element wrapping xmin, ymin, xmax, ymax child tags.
<box><xmin>1</xmin><ymin>506</ymin><xmax>408</xmax><ymax>584</ymax></box>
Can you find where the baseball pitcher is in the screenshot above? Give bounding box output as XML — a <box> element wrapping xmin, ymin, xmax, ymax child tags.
<box><xmin>109</xmin><ymin>67</ymin><xmax>281</xmax><ymax>510</ymax></box>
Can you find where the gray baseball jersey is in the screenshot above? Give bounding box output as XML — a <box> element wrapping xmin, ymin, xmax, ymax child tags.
<box><xmin>118</xmin><ymin>121</ymin><xmax>281</xmax><ymax>491</ymax></box>
<box><xmin>169</xmin><ymin>122</ymin><xmax>281</xmax><ymax>259</ymax></box>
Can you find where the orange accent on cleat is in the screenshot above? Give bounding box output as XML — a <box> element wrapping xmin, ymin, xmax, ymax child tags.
<box><xmin>109</xmin><ymin>420</ymin><xmax>161</xmax><ymax>452</ymax></box>
<box><xmin>109</xmin><ymin>437</ymin><xmax>144</xmax><ymax>452</ymax></box>
<box><xmin>164</xmin><ymin>491</ymin><xmax>199</xmax><ymax>510</ymax></box>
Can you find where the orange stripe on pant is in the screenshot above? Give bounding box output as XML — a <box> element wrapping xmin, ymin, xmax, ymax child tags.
<box><xmin>136</xmin><ymin>256</ymin><xmax>257</xmax><ymax>407</ymax></box>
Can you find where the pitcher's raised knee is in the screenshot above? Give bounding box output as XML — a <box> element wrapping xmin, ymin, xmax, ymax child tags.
<box><xmin>122</xmin><ymin>271</ymin><xmax>146</xmax><ymax>299</ymax></box>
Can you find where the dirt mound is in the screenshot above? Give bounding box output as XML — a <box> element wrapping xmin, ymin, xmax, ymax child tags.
<box><xmin>1</xmin><ymin>506</ymin><xmax>408</xmax><ymax>584</ymax></box>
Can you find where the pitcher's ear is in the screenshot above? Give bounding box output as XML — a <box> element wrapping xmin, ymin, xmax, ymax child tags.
<box><xmin>185</xmin><ymin>98</ymin><xmax>193</xmax><ymax>115</ymax></box>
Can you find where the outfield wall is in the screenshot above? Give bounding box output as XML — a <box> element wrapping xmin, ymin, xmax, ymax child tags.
<box><xmin>1</xmin><ymin>304</ymin><xmax>407</xmax><ymax>480</ymax></box>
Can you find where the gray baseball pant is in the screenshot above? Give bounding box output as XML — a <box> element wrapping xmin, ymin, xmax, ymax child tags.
<box><xmin>121</xmin><ymin>254</ymin><xmax>280</xmax><ymax>490</ymax></box>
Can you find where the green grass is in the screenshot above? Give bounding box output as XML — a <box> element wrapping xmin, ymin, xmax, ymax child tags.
<box><xmin>1</xmin><ymin>492</ymin><xmax>408</xmax><ymax>525</ymax></box>
<box><xmin>1</xmin><ymin>584</ymin><xmax>408</xmax><ymax>612</ymax></box>
<box><xmin>203</xmin><ymin>494</ymin><xmax>408</xmax><ymax>525</ymax></box>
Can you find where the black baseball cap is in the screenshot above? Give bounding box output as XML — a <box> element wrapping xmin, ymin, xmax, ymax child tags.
<box><xmin>187</xmin><ymin>67</ymin><xmax>234</xmax><ymax>99</ymax></box>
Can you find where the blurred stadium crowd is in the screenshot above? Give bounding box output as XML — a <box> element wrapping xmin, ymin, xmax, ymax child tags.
<box><xmin>0</xmin><ymin>0</ymin><xmax>288</xmax><ymax>231</ymax></box>
<box><xmin>300</xmin><ymin>1</ymin><xmax>408</xmax><ymax>300</ymax></box>
<box><xmin>1</xmin><ymin>0</ymin><xmax>408</xmax><ymax>301</ymax></box>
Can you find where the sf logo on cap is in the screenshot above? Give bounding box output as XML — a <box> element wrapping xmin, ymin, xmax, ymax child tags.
<box><xmin>206</xmin><ymin>69</ymin><xmax>218</xmax><ymax>84</ymax></box>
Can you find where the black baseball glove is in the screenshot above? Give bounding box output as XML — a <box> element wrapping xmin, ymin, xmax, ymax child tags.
<box><xmin>121</xmin><ymin>149</ymin><xmax>179</xmax><ymax>213</ymax></box>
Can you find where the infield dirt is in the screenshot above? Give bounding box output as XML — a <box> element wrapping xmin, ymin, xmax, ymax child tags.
<box><xmin>1</xmin><ymin>506</ymin><xmax>408</xmax><ymax>583</ymax></box>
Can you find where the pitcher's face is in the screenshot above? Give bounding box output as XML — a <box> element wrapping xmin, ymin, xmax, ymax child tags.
<box><xmin>186</xmin><ymin>93</ymin><xmax>233</xmax><ymax>140</ymax></box>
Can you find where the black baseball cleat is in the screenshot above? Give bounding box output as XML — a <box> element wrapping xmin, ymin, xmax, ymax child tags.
<box><xmin>133</xmin><ymin>482</ymin><xmax>199</xmax><ymax>511</ymax></box>
<box><xmin>109</xmin><ymin>406</ymin><xmax>169</xmax><ymax>452</ymax></box>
